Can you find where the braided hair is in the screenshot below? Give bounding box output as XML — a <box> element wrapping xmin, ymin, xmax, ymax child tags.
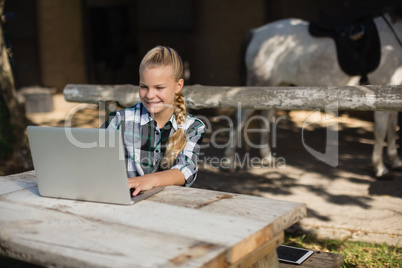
<box><xmin>139</xmin><ymin>46</ymin><xmax>187</xmax><ymax>169</ymax></box>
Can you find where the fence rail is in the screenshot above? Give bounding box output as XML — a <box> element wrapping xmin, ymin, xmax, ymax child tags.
<box><xmin>64</xmin><ymin>84</ymin><xmax>402</xmax><ymax>111</ymax></box>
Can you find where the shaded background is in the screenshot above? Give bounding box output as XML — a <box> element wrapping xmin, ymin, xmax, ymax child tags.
<box><xmin>4</xmin><ymin>0</ymin><xmax>401</xmax><ymax>91</ymax></box>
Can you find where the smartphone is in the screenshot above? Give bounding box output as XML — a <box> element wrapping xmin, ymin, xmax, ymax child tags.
<box><xmin>277</xmin><ymin>245</ymin><xmax>314</xmax><ymax>264</ymax></box>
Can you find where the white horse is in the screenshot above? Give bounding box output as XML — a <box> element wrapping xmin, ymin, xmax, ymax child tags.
<box><xmin>225</xmin><ymin>12</ymin><xmax>402</xmax><ymax>178</ymax></box>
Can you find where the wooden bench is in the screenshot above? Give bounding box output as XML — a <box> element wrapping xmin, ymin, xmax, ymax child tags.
<box><xmin>0</xmin><ymin>171</ymin><xmax>307</xmax><ymax>267</ymax></box>
<box><xmin>279</xmin><ymin>251</ymin><xmax>344</xmax><ymax>268</ymax></box>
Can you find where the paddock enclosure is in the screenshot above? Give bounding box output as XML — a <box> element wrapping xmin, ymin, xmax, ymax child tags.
<box><xmin>64</xmin><ymin>84</ymin><xmax>402</xmax><ymax>111</ymax></box>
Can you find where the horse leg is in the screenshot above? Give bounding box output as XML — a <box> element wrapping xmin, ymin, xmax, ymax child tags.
<box><xmin>259</xmin><ymin>109</ymin><xmax>275</xmax><ymax>159</ymax></box>
<box><xmin>372</xmin><ymin>111</ymin><xmax>389</xmax><ymax>177</ymax></box>
<box><xmin>223</xmin><ymin>109</ymin><xmax>254</xmax><ymax>170</ymax></box>
<box><xmin>386</xmin><ymin>111</ymin><xmax>402</xmax><ymax>170</ymax></box>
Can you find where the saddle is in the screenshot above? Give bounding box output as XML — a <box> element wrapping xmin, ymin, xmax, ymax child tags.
<box><xmin>308</xmin><ymin>11</ymin><xmax>381</xmax><ymax>84</ymax></box>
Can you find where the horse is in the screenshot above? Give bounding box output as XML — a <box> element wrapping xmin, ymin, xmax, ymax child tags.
<box><xmin>224</xmin><ymin>10</ymin><xmax>402</xmax><ymax>178</ymax></box>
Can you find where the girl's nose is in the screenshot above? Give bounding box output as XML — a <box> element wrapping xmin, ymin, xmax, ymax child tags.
<box><xmin>146</xmin><ymin>88</ymin><xmax>156</xmax><ymax>99</ymax></box>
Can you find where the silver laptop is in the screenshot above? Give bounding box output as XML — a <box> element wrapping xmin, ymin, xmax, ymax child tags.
<box><xmin>27</xmin><ymin>126</ymin><xmax>163</xmax><ymax>205</ymax></box>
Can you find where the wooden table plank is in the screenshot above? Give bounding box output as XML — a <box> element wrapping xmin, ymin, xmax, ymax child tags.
<box><xmin>149</xmin><ymin>186</ymin><xmax>307</xmax><ymax>234</ymax></box>
<box><xmin>0</xmin><ymin>170</ymin><xmax>37</xmax><ymax>196</ymax></box>
<box><xmin>0</xmin><ymin>201</ymin><xmax>226</xmax><ymax>268</ymax></box>
<box><xmin>0</xmin><ymin>171</ymin><xmax>306</xmax><ymax>267</ymax></box>
<box><xmin>230</xmin><ymin>232</ymin><xmax>284</xmax><ymax>268</ymax></box>
<box><xmin>3</xmin><ymin>186</ymin><xmax>272</xmax><ymax>247</ymax></box>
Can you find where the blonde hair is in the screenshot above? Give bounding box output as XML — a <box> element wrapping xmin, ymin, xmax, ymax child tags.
<box><xmin>140</xmin><ymin>46</ymin><xmax>187</xmax><ymax>169</ymax></box>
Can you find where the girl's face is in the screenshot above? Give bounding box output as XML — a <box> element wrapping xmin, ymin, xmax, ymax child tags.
<box><xmin>139</xmin><ymin>66</ymin><xmax>183</xmax><ymax>121</ymax></box>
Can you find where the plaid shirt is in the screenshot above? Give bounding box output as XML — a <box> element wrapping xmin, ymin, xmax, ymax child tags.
<box><xmin>102</xmin><ymin>103</ymin><xmax>205</xmax><ymax>186</ymax></box>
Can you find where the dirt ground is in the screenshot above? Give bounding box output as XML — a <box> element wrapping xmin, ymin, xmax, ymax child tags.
<box><xmin>13</xmin><ymin>94</ymin><xmax>402</xmax><ymax>246</ymax></box>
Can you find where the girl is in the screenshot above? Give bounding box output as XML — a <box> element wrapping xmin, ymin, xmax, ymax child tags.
<box><xmin>103</xmin><ymin>46</ymin><xmax>205</xmax><ymax>196</ymax></box>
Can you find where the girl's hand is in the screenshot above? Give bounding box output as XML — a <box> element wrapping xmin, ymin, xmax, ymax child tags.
<box><xmin>128</xmin><ymin>175</ymin><xmax>156</xmax><ymax>196</ymax></box>
<box><xmin>128</xmin><ymin>169</ymin><xmax>185</xmax><ymax>196</ymax></box>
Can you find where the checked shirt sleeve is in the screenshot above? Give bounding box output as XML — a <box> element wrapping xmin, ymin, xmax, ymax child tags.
<box><xmin>100</xmin><ymin>110</ymin><xmax>122</xmax><ymax>130</ymax></box>
<box><xmin>171</xmin><ymin>117</ymin><xmax>205</xmax><ymax>186</ymax></box>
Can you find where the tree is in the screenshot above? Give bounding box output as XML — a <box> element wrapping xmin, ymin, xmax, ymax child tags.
<box><xmin>0</xmin><ymin>0</ymin><xmax>32</xmax><ymax>175</ymax></box>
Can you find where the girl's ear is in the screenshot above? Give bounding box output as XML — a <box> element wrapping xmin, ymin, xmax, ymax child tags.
<box><xmin>175</xmin><ymin>79</ymin><xmax>184</xmax><ymax>94</ymax></box>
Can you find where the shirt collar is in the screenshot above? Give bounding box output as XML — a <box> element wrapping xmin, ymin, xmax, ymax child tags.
<box><xmin>171</xmin><ymin>114</ymin><xmax>179</xmax><ymax>131</ymax></box>
<box><xmin>139</xmin><ymin>103</ymin><xmax>152</xmax><ymax>126</ymax></box>
<box><xmin>140</xmin><ymin>103</ymin><xmax>178</xmax><ymax>130</ymax></box>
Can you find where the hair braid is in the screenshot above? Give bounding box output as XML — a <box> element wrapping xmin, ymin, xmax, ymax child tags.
<box><xmin>160</xmin><ymin>91</ymin><xmax>187</xmax><ymax>169</ymax></box>
<box><xmin>174</xmin><ymin>92</ymin><xmax>186</xmax><ymax>124</ymax></box>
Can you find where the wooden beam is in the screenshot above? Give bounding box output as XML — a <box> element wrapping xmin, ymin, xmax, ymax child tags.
<box><xmin>64</xmin><ymin>84</ymin><xmax>402</xmax><ymax>111</ymax></box>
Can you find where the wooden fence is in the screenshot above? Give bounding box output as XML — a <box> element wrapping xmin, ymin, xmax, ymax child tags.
<box><xmin>64</xmin><ymin>84</ymin><xmax>402</xmax><ymax>111</ymax></box>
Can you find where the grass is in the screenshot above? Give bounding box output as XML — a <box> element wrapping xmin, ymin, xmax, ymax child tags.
<box><xmin>284</xmin><ymin>231</ymin><xmax>402</xmax><ymax>268</ymax></box>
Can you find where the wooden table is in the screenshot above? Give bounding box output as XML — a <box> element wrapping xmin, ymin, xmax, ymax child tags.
<box><xmin>0</xmin><ymin>171</ymin><xmax>306</xmax><ymax>268</ymax></box>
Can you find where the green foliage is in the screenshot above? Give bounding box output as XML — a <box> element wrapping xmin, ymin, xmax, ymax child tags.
<box><xmin>0</xmin><ymin>96</ymin><xmax>15</xmax><ymax>159</ymax></box>
<box><xmin>284</xmin><ymin>232</ymin><xmax>402</xmax><ymax>268</ymax></box>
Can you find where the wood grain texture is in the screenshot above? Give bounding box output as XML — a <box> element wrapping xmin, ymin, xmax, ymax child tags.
<box><xmin>230</xmin><ymin>232</ymin><xmax>283</xmax><ymax>268</ymax></box>
<box><xmin>64</xmin><ymin>84</ymin><xmax>402</xmax><ymax>111</ymax></box>
<box><xmin>279</xmin><ymin>251</ymin><xmax>344</xmax><ymax>268</ymax></box>
<box><xmin>0</xmin><ymin>171</ymin><xmax>306</xmax><ymax>267</ymax></box>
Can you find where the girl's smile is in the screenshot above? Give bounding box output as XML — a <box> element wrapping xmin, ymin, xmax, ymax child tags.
<box><xmin>144</xmin><ymin>100</ymin><xmax>163</xmax><ymax>106</ymax></box>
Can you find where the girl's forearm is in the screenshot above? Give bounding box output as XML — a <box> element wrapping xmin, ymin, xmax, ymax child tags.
<box><xmin>149</xmin><ymin>169</ymin><xmax>186</xmax><ymax>187</ymax></box>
